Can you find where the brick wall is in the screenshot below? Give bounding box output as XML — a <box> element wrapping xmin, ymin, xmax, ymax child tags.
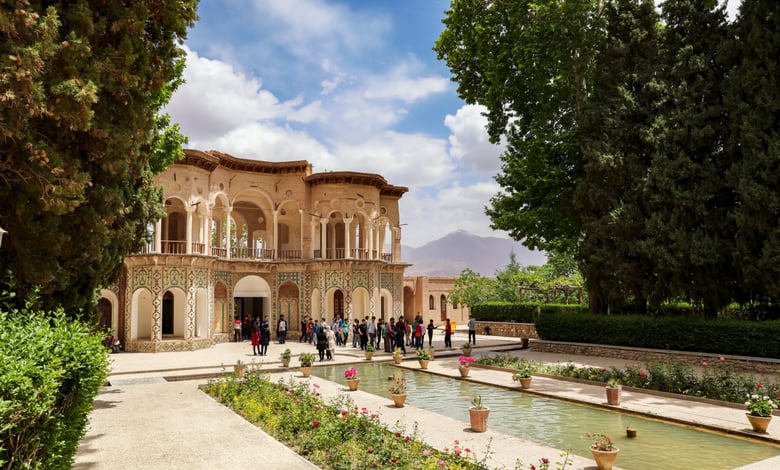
<box><xmin>476</xmin><ymin>321</ymin><xmax>538</xmax><ymax>338</ymax></box>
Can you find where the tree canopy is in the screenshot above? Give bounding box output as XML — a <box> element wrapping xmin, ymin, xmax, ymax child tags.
<box><xmin>0</xmin><ymin>1</ymin><xmax>198</xmax><ymax>316</ymax></box>
<box><xmin>435</xmin><ymin>0</ymin><xmax>780</xmax><ymax>316</ymax></box>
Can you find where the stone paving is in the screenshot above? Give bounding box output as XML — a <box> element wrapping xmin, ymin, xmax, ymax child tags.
<box><xmin>74</xmin><ymin>332</ymin><xmax>780</xmax><ymax>469</ymax></box>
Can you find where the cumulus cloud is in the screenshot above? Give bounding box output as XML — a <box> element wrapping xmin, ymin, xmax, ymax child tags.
<box><xmin>164</xmin><ymin>47</ymin><xmax>306</xmax><ymax>140</ymax></box>
<box><xmin>445</xmin><ymin>105</ymin><xmax>505</xmax><ymax>175</ymax></box>
<box><xmin>326</xmin><ymin>131</ymin><xmax>453</xmax><ymax>187</ymax></box>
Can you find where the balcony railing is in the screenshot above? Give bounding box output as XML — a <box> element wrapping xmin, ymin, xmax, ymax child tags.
<box><xmin>145</xmin><ymin>241</ymin><xmax>393</xmax><ymax>262</ymax></box>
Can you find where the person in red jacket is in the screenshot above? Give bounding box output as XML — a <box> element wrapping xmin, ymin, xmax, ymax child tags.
<box><xmin>444</xmin><ymin>318</ymin><xmax>452</xmax><ymax>348</ymax></box>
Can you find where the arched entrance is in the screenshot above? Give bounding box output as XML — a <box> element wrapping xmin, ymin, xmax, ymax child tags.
<box><xmin>234</xmin><ymin>275</ymin><xmax>271</xmax><ymax>335</ymax></box>
<box><xmin>278</xmin><ymin>281</ymin><xmax>300</xmax><ymax>338</ymax></box>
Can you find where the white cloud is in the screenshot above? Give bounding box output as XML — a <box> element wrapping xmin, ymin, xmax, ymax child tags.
<box><xmin>326</xmin><ymin>131</ymin><xmax>453</xmax><ymax>187</ymax></box>
<box><xmin>165</xmin><ymin>47</ymin><xmax>298</xmax><ymax>139</ymax></box>
<box><xmin>400</xmin><ymin>182</ymin><xmax>506</xmax><ymax>247</ymax></box>
<box><xmin>445</xmin><ymin>105</ymin><xmax>505</xmax><ymax>175</ymax></box>
<box><xmin>201</xmin><ymin>122</ymin><xmax>333</xmax><ymax>163</ymax></box>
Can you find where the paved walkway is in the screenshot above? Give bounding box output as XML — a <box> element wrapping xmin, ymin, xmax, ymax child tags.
<box><xmin>74</xmin><ymin>333</ymin><xmax>780</xmax><ymax>469</ymax></box>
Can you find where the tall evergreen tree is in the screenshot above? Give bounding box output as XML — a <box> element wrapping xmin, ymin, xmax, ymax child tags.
<box><xmin>643</xmin><ymin>0</ymin><xmax>733</xmax><ymax>316</ymax></box>
<box><xmin>577</xmin><ymin>0</ymin><xmax>659</xmax><ymax>313</ymax></box>
<box><xmin>0</xmin><ymin>1</ymin><xmax>198</xmax><ymax>316</ymax></box>
<box><xmin>725</xmin><ymin>0</ymin><xmax>780</xmax><ymax>305</ymax></box>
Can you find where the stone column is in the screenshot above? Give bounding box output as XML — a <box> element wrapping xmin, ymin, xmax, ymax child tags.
<box><xmin>185</xmin><ymin>205</ymin><xmax>194</xmax><ymax>254</ymax></box>
<box><xmin>320</xmin><ymin>218</ymin><xmax>328</xmax><ymax>259</ymax></box>
<box><xmin>344</xmin><ymin>216</ymin><xmax>353</xmax><ymax>258</ymax></box>
<box><xmin>225</xmin><ymin>206</ymin><xmax>233</xmax><ymax>259</ymax></box>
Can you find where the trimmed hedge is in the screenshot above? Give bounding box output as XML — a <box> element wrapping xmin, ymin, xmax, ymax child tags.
<box><xmin>471</xmin><ymin>302</ymin><xmax>587</xmax><ymax>322</ymax></box>
<box><xmin>0</xmin><ymin>305</ymin><xmax>110</xmax><ymax>468</ymax></box>
<box><xmin>535</xmin><ymin>312</ymin><xmax>780</xmax><ymax>359</ymax></box>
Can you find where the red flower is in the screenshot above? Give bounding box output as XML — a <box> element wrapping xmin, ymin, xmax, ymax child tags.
<box><xmin>757</xmin><ymin>383</ymin><xmax>763</xmax><ymax>389</ymax></box>
<box><xmin>542</xmin><ymin>458</ymin><xmax>549</xmax><ymax>464</ymax></box>
<box><xmin>391</xmin><ymin>457</ymin><xmax>397</xmax><ymax>463</ymax></box>
<box><xmin>312</xmin><ymin>421</ymin><xmax>320</xmax><ymax>427</ymax></box>
<box><xmin>639</xmin><ymin>371</ymin><xmax>647</xmax><ymax>378</ymax></box>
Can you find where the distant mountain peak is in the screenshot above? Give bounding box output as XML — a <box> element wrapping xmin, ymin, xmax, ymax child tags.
<box><xmin>402</xmin><ymin>231</ymin><xmax>546</xmax><ymax>277</ymax></box>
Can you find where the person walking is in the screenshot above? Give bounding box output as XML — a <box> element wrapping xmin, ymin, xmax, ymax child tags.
<box><xmin>277</xmin><ymin>315</ymin><xmax>287</xmax><ymax>344</ymax></box>
<box><xmin>367</xmin><ymin>316</ymin><xmax>377</xmax><ymax>349</ymax></box>
<box><xmin>414</xmin><ymin>321</ymin><xmax>424</xmax><ymax>350</ymax></box>
<box><xmin>260</xmin><ymin>316</ymin><xmax>270</xmax><ymax>356</ymax></box>
<box><xmin>395</xmin><ymin>317</ymin><xmax>407</xmax><ymax>354</ymax></box>
<box><xmin>444</xmin><ymin>318</ymin><xmax>452</xmax><ymax>348</ymax></box>
<box><xmin>316</xmin><ymin>325</ymin><xmax>328</xmax><ymax>362</ymax></box>
<box><xmin>233</xmin><ymin>317</ymin><xmax>242</xmax><ymax>342</ymax></box>
<box><xmin>325</xmin><ymin>325</ymin><xmax>336</xmax><ymax>361</ymax></box>
<box><xmin>468</xmin><ymin>315</ymin><xmax>477</xmax><ymax>345</ymax></box>
<box><xmin>387</xmin><ymin>317</ymin><xmax>396</xmax><ymax>351</ymax></box>
<box><xmin>251</xmin><ymin>316</ymin><xmax>261</xmax><ymax>355</ymax></box>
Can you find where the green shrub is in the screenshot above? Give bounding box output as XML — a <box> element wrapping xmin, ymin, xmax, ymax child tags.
<box><xmin>0</xmin><ymin>299</ymin><xmax>110</xmax><ymax>468</ymax></box>
<box><xmin>534</xmin><ymin>312</ymin><xmax>780</xmax><ymax>358</ymax></box>
<box><xmin>471</xmin><ymin>302</ymin><xmax>586</xmax><ymax>323</ymax></box>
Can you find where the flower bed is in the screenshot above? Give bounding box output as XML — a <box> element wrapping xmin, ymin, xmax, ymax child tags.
<box><xmin>202</xmin><ymin>372</ymin><xmax>569</xmax><ymax>469</ymax></box>
<box><xmin>476</xmin><ymin>354</ymin><xmax>780</xmax><ymax>412</ymax></box>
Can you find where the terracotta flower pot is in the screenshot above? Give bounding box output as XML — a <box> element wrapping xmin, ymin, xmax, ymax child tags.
<box><xmin>393</xmin><ymin>355</ymin><xmax>403</xmax><ymax>364</ymax></box>
<box><xmin>418</xmin><ymin>359</ymin><xmax>429</xmax><ymax>369</ymax></box>
<box><xmin>746</xmin><ymin>413</ymin><xmax>772</xmax><ymax>433</ymax></box>
<box><xmin>590</xmin><ymin>447</ymin><xmax>619</xmax><ymax>470</ymax></box>
<box><xmin>469</xmin><ymin>407</ymin><xmax>490</xmax><ymax>432</ymax></box>
<box><xmin>462</xmin><ymin>348</ymin><xmax>472</xmax><ymax>356</ymax></box>
<box><xmin>458</xmin><ymin>366</ymin><xmax>470</xmax><ymax>377</ymax></box>
<box><xmin>300</xmin><ymin>366</ymin><xmax>313</xmax><ymax>378</ymax></box>
<box><xmin>606</xmin><ymin>386</ymin><xmax>621</xmax><ymax>405</ymax></box>
<box><xmin>391</xmin><ymin>393</ymin><xmax>407</xmax><ymax>408</ymax></box>
<box><xmin>233</xmin><ymin>364</ymin><xmax>245</xmax><ymax>377</ymax></box>
<box><xmin>281</xmin><ymin>358</ymin><xmax>290</xmax><ymax>367</ymax></box>
<box><xmin>518</xmin><ymin>377</ymin><xmax>532</xmax><ymax>389</ymax></box>
<box><xmin>346</xmin><ymin>378</ymin><xmax>360</xmax><ymax>391</ymax></box>
<box><xmin>365</xmin><ymin>351</ymin><xmax>374</xmax><ymax>360</ymax></box>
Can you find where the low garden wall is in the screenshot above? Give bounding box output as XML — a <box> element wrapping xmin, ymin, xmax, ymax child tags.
<box><xmin>474</xmin><ymin>321</ymin><xmax>780</xmax><ymax>375</ymax></box>
<box><xmin>475</xmin><ymin>321</ymin><xmax>538</xmax><ymax>339</ymax></box>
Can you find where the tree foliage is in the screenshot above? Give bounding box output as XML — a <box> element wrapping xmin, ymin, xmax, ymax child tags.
<box><xmin>436</xmin><ymin>0</ymin><xmax>780</xmax><ymax>315</ymax></box>
<box><xmin>0</xmin><ymin>1</ymin><xmax>197</xmax><ymax>316</ymax></box>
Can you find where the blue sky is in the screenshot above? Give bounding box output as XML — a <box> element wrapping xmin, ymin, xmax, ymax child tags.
<box><xmin>166</xmin><ymin>0</ymin><xmax>740</xmax><ymax>248</ymax></box>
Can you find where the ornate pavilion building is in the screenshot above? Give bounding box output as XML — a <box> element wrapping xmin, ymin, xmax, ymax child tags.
<box><xmin>101</xmin><ymin>149</ymin><xmax>410</xmax><ymax>352</ymax></box>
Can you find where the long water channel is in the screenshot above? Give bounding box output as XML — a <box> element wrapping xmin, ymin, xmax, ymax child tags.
<box><xmin>312</xmin><ymin>362</ymin><xmax>780</xmax><ymax>470</ymax></box>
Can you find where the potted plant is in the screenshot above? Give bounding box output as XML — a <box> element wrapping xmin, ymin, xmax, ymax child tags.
<box><xmin>344</xmin><ymin>367</ymin><xmax>360</xmax><ymax>391</ymax></box>
<box><xmin>299</xmin><ymin>352</ymin><xmax>315</xmax><ymax>377</ymax></box>
<box><xmin>365</xmin><ymin>343</ymin><xmax>376</xmax><ymax>360</ymax></box>
<box><xmin>605</xmin><ymin>378</ymin><xmax>621</xmax><ymax>406</ymax></box>
<box><xmin>416</xmin><ymin>348</ymin><xmax>431</xmax><ymax>369</ymax></box>
<box><xmin>586</xmin><ymin>432</ymin><xmax>619</xmax><ymax>470</ymax></box>
<box><xmin>457</xmin><ymin>355</ymin><xmax>475</xmax><ymax>377</ymax></box>
<box><xmin>280</xmin><ymin>348</ymin><xmax>292</xmax><ymax>367</ymax></box>
<box><xmin>745</xmin><ymin>385</ymin><xmax>778</xmax><ymax>433</ymax></box>
<box><xmin>233</xmin><ymin>359</ymin><xmax>245</xmax><ymax>377</ymax></box>
<box><xmin>388</xmin><ymin>373</ymin><xmax>407</xmax><ymax>407</ymax></box>
<box><xmin>392</xmin><ymin>347</ymin><xmax>404</xmax><ymax>364</ymax></box>
<box><xmin>512</xmin><ymin>364</ymin><xmax>533</xmax><ymax>389</ymax></box>
<box><xmin>462</xmin><ymin>342</ymin><xmax>473</xmax><ymax>356</ymax></box>
<box><xmin>468</xmin><ymin>395</ymin><xmax>489</xmax><ymax>432</ymax></box>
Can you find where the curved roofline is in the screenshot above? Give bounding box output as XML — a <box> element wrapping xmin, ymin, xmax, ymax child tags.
<box><xmin>182</xmin><ymin>149</ymin><xmax>312</xmax><ymax>175</ymax></box>
<box><xmin>305</xmin><ymin>172</ymin><xmax>408</xmax><ymax>196</ymax></box>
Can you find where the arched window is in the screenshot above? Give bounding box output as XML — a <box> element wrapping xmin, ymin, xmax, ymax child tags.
<box><xmin>162</xmin><ymin>291</ymin><xmax>174</xmax><ymax>335</ymax></box>
<box><xmin>440</xmin><ymin>294</ymin><xmax>447</xmax><ymax>316</ymax></box>
<box><xmin>428</xmin><ymin>295</ymin><xmax>434</xmax><ymax>310</ymax></box>
<box><xmin>334</xmin><ymin>290</ymin><xmax>344</xmax><ymax>317</ymax></box>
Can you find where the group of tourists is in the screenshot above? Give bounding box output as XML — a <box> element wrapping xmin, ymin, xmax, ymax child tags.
<box><xmin>235</xmin><ymin>312</ymin><xmax>478</xmax><ymax>359</ymax></box>
<box><xmin>235</xmin><ymin>315</ymin><xmax>271</xmax><ymax>356</ymax></box>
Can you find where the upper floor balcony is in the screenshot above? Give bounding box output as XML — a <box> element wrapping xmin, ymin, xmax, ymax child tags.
<box><xmin>139</xmin><ymin>240</ymin><xmax>397</xmax><ymax>263</ymax></box>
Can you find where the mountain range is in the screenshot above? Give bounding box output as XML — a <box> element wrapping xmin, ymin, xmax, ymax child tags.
<box><xmin>401</xmin><ymin>230</ymin><xmax>547</xmax><ymax>277</ymax></box>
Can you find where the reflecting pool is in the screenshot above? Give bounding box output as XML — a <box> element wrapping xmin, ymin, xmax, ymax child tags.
<box><xmin>312</xmin><ymin>362</ymin><xmax>780</xmax><ymax>470</ymax></box>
